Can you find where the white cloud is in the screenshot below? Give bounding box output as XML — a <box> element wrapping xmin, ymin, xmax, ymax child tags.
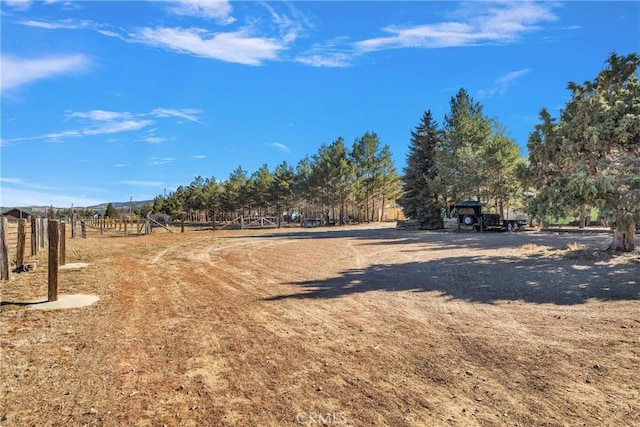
<box><xmin>1</xmin><ymin>54</ymin><xmax>92</xmax><ymax>91</ymax></box>
<box><xmin>0</xmin><ymin>177</ymin><xmax>24</xmax><ymax>184</ymax></box>
<box><xmin>147</xmin><ymin>157</ymin><xmax>176</xmax><ymax>166</ymax></box>
<box><xmin>192</xmin><ymin>155</ymin><xmax>207</xmax><ymax>159</ymax></box>
<box><xmin>133</xmin><ymin>26</ymin><xmax>286</xmax><ymax>65</ymax></box>
<box><xmin>6</xmin><ymin>107</ymin><xmax>203</xmax><ymax>144</ymax></box>
<box><xmin>167</xmin><ymin>0</ymin><xmax>235</xmax><ymax>24</ymax></box>
<box><xmin>18</xmin><ymin>18</ymin><xmax>93</xmax><ymax>30</ymax></box>
<box><xmin>478</xmin><ymin>68</ymin><xmax>531</xmax><ymax>98</ymax></box>
<box><xmin>295</xmin><ymin>52</ymin><xmax>352</xmax><ymax>68</ymax></box>
<box><xmin>114</xmin><ymin>164</ymin><xmax>130</xmax><ymax>168</ymax></box>
<box><xmin>144</xmin><ymin>136</ymin><xmax>167</xmax><ymax>144</ymax></box>
<box><xmin>151</xmin><ymin>108</ymin><xmax>202</xmax><ymax>123</ymax></box>
<box><xmin>354</xmin><ymin>2</ymin><xmax>557</xmax><ymax>53</ymax></box>
<box><xmin>269</xmin><ymin>142</ymin><xmax>290</xmax><ymax>153</ymax></box>
<box><xmin>294</xmin><ymin>36</ymin><xmax>354</xmax><ymax>68</ymax></box>
<box><xmin>68</xmin><ymin>110</ymin><xmax>133</xmax><ymax>121</ymax></box>
<box><xmin>38</xmin><ymin>119</ymin><xmax>154</xmax><ymax>141</ymax></box>
<box><xmin>496</xmin><ymin>69</ymin><xmax>531</xmax><ymax>86</ymax></box>
<box><xmin>260</xmin><ymin>1</ymin><xmax>305</xmax><ymax>43</ymax></box>
<box><xmin>4</xmin><ymin>0</ymin><xmax>31</xmax><ymax>11</ymax></box>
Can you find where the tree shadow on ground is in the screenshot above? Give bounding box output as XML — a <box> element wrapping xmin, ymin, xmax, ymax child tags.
<box><xmin>266</xmin><ymin>254</ymin><xmax>640</xmax><ymax>305</ymax></box>
<box><xmin>229</xmin><ymin>226</ymin><xmax>623</xmax><ymax>254</ymax></box>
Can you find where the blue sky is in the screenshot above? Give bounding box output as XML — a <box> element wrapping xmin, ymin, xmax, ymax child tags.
<box><xmin>1</xmin><ymin>1</ymin><xmax>638</xmax><ymax>208</ymax></box>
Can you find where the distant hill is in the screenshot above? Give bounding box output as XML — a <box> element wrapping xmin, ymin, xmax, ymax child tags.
<box><xmin>86</xmin><ymin>200</ymin><xmax>154</xmax><ymax>210</ymax></box>
<box><xmin>2</xmin><ymin>200</ymin><xmax>153</xmax><ymax>212</ymax></box>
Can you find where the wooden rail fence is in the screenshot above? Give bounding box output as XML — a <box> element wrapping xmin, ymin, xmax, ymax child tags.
<box><xmin>0</xmin><ymin>218</ymin><xmax>65</xmax><ymax>296</ymax></box>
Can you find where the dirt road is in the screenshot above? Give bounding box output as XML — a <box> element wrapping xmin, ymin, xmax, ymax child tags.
<box><xmin>1</xmin><ymin>224</ymin><xmax>639</xmax><ymax>426</ymax></box>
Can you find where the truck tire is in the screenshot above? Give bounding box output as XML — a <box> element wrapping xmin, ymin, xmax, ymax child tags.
<box><xmin>507</xmin><ymin>221</ymin><xmax>513</xmax><ymax>232</ymax></box>
<box><xmin>463</xmin><ymin>215</ymin><xmax>474</xmax><ymax>226</ymax></box>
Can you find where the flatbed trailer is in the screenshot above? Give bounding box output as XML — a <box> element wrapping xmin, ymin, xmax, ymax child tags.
<box><xmin>450</xmin><ymin>200</ymin><xmax>527</xmax><ymax>232</ymax></box>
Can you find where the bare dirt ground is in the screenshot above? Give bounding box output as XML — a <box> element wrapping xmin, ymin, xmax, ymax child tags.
<box><xmin>1</xmin><ymin>223</ymin><xmax>639</xmax><ymax>426</ymax></box>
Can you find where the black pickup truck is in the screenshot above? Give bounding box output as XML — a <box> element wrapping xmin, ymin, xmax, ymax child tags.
<box><xmin>450</xmin><ymin>200</ymin><xmax>527</xmax><ymax>232</ymax></box>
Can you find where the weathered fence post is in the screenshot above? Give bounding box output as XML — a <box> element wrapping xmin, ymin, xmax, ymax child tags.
<box><xmin>71</xmin><ymin>213</ymin><xmax>76</xmax><ymax>238</ymax></box>
<box><xmin>16</xmin><ymin>219</ymin><xmax>27</xmax><ymax>270</ymax></box>
<box><xmin>240</xmin><ymin>215</ymin><xmax>245</xmax><ymax>230</ymax></box>
<box><xmin>31</xmin><ymin>217</ymin><xmax>38</xmax><ymax>256</ymax></box>
<box><xmin>48</xmin><ymin>220</ymin><xmax>59</xmax><ymax>302</ymax></box>
<box><xmin>59</xmin><ymin>222</ymin><xmax>66</xmax><ymax>266</ymax></box>
<box><xmin>39</xmin><ymin>218</ymin><xmax>46</xmax><ymax>249</ymax></box>
<box><xmin>0</xmin><ymin>218</ymin><xmax>10</xmax><ymax>281</ymax></box>
<box><xmin>181</xmin><ymin>217</ymin><xmax>185</xmax><ymax>233</ymax></box>
<box><xmin>81</xmin><ymin>220</ymin><xmax>87</xmax><ymax>238</ymax></box>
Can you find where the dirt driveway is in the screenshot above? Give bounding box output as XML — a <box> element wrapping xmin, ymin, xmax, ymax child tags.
<box><xmin>1</xmin><ymin>224</ymin><xmax>639</xmax><ymax>426</ymax></box>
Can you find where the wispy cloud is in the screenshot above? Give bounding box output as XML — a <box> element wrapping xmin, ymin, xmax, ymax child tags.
<box><xmin>6</xmin><ymin>108</ymin><xmax>202</xmax><ymax>144</ymax></box>
<box><xmin>354</xmin><ymin>2</ymin><xmax>557</xmax><ymax>53</ymax></box>
<box><xmin>39</xmin><ymin>119</ymin><xmax>154</xmax><ymax>142</ymax></box>
<box><xmin>269</xmin><ymin>142</ymin><xmax>290</xmax><ymax>153</ymax></box>
<box><xmin>260</xmin><ymin>1</ymin><xmax>306</xmax><ymax>43</ymax></box>
<box><xmin>147</xmin><ymin>157</ymin><xmax>176</xmax><ymax>166</ymax></box>
<box><xmin>144</xmin><ymin>136</ymin><xmax>167</xmax><ymax>144</ymax></box>
<box><xmin>68</xmin><ymin>110</ymin><xmax>132</xmax><ymax>121</ymax></box>
<box><xmin>295</xmin><ymin>52</ymin><xmax>352</xmax><ymax>68</ymax></box>
<box><xmin>3</xmin><ymin>0</ymin><xmax>31</xmax><ymax>11</ymax></box>
<box><xmin>478</xmin><ymin>68</ymin><xmax>531</xmax><ymax>98</ymax></box>
<box><xmin>113</xmin><ymin>164</ymin><xmax>130</xmax><ymax>168</ymax></box>
<box><xmin>0</xmin><ymin>177</ymin><xmax>24</xmax><ymax>185</ymax></box>
<box><xmin>192</xmin><ymin>155</ymin><xmax>207</xmax><ymax>159</ymax></box>
<box><xmin>167</xmin><ymin>0</ymin><xmax>235</xmax><ymax>25</ymax></box>
<box><xmin>18</xmin><ymin>18</ymin><xmax>93</xmax><ymax>30</ymax></box>
<box><xmin>151</xmin><ymin>108</ymin><xmax>203</xmax><ymax>124</ymax></box>
<box><xmin>1</xmin><ymin>54</ymin><xmax>92</xmax><ymax>91</ymax></box>
<box><xmin>14</xmin><ymin>3</ymin><xmax>306</xmax><ymax>67</ymax></box>
<box><xmin>132</xmin><ymin>27</ymin><xmax>286</xmax><ymax>66</ymax></box>
<box><xmin>294</xmin><ymin>36</ymin><xmax>354</xmax><ymax>67</ymax></box>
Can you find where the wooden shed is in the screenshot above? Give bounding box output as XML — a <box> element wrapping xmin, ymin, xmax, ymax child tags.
<box><xmin>1</xmin><ymin>207</ymin><xmax>33</xmax><ymax>220</ymax></box>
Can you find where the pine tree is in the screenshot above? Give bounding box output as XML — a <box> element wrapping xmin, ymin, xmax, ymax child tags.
<box><xmin>352</xmin><ymin>132</ymin><xmax>400</xmax><ymax>222</ymax></box>
<box><xmin>400</xmin><ymin>110</ymin><xmax>443</xmax><ymax>228</ymax></box>
<box><xmin>105</xmin><ymin>203</ymin><xmax>117</xmax><ymax>218</ymax></box>
<box><xmin>440</xmin><ymin>89</ymin><xmax>492</xmax><ymax>203</ymax></box>
<box><xmin>528</xmin><ymin>52</ymin><xmax>639</xmax><ymax>251</ymax></box>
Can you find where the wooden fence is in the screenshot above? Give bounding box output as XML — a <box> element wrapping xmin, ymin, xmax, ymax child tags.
<box><xmin>0</xmin><ymin>218</ymin><xmax>69</xmax><ymax>301</ymax></box>
<box><xmin>1</xmin><ymin>217</ymin><xmax>52</xmax><ymax>269</ymax></box>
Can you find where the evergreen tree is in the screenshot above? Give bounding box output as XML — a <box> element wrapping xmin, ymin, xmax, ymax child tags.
<box><xmin>400</xmin><ymin>110</ymin><xmax>443</xmax><ymax>228</ymax></box>
<box><xmin>248</xmin><ymin>164</ymin><xmax>273</xmax><ymax>216</ymax></box>
<box><xmin>270</xmin><ymin>161</ymin><xmax>295</xmax><ymax>219</ymax></box>
<box><xmin>440</xmin><ymin>88</ymin><xmax>492</xmax><ymax>203</ymax></box>
<box><xmin>351</xmin><ymin>132</ymin><xmax>399</xmax><ymax>223</ymax></box>
<box><xmin>221</xmin><ymin>166</ymin><xmax>248</xmax><ymax>218</ymax></box>
<box><xmin>311</xmin><ymin>137</ymin><xmax>354</xmax><ymax>224</ymax></box>
<box><xmin>528</xmin><ymin>52</ymin><xmax>639</xmax><ymax>251</ymax></box>
<box><xmin>105</xmin><ymin>202</ymin><xmax>117</xmax><ymax>218</ymax></box>
<box><xmin>480</xmin><ymin>123</ymin><xmax>524</xmax><ymax>218</ymax></box>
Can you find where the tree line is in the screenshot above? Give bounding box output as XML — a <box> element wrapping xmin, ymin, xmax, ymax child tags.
<box><xmin>401</xmin><ymin>52</ymin><xmax>638</xmax><ymax>251</ymax></box>
<box><xmin>400</xmin><ymin>88</ymin><xmax>524</xmax><ymax>229</ymax></box>
<box><xmin>151</xmin><ymin>52</ymin><xmax>638</xmax><ymax>251</ymax></box>
<box><xmin>152</xmin><ymin>132</ymin><xmax>401</xmax><ymax>225</ymax></box>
